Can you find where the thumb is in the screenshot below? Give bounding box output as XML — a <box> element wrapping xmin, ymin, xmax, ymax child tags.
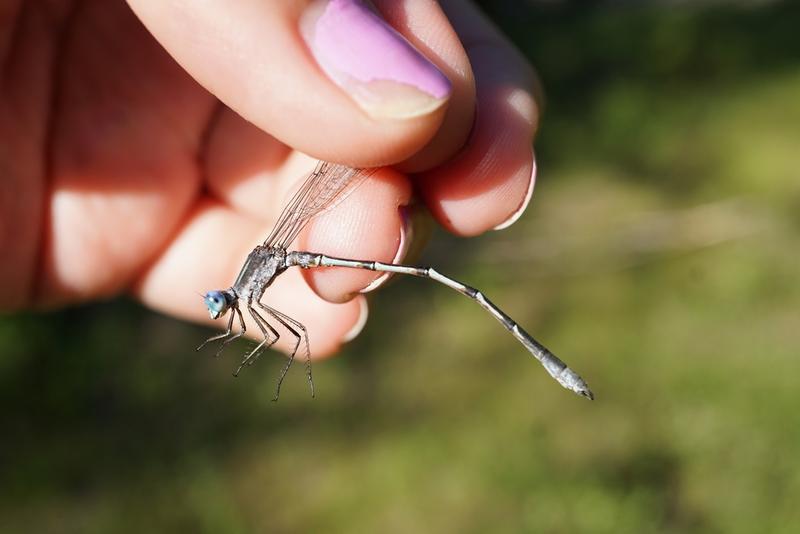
<box><xmin>127</xmin><ymin>0</ymin><xmax>474</xmax><ymax>167</ymax></box>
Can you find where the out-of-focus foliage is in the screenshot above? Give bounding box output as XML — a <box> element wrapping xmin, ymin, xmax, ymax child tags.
<box><xmin>2</xmin><ymin>1</ymin><xmax>799</xmax><ymax>532</ymax></box>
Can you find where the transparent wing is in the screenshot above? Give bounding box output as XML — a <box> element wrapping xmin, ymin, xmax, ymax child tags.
<box><xmin>263</xmin><ymin>161</ymin><xmax>378</xmax><ymax>249</ymax></box>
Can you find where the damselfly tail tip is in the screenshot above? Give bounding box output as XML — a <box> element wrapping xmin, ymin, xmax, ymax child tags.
<box><xmin>553</xmin><ymin>367</ymin><xmax>594</xmax><ymax>400</ymax></box>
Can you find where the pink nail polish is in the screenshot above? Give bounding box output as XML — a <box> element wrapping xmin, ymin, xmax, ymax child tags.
<box><xmin>494</xmin><ymin>153</ymin><xmax>537</xmax><ymax>231</ymax></box>
<box><xmin>301</xmin><ymin>0</ymin><xmax>452</xmax><ymax>119</ymax></box>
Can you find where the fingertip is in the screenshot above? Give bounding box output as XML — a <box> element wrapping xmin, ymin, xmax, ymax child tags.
<box><xmin>371</xmin><ymin>0</ymin><xmax>477</xmax><ymax>171</ymax></box>
<box><xmin>299</xmin><ymin>167</ymin><xmax>412</xmax><ymax>302</ymax></box>
<box><xmin>418</xmin><ymin>42</ymin><xmax>540</xmax><ymax>236</ymax></box>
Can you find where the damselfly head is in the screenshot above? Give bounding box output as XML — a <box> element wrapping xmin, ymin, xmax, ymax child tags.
<box><xmin>203</xmin><ymin>290</ymin><xmax>233</xmax><ymax>320</ymax></box>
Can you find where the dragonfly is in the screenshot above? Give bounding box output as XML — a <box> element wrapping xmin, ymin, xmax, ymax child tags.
<box><xmin>198</xmin><ymin>161</ymin><xmax>594</xmax><ymax>401</ymax></box>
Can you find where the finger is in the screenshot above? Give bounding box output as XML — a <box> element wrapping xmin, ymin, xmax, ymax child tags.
<box><xmin>371</xmin><ymin>0</ymin><xmax>476</xmax><ymax>171</ymax></box>
<box><xmin>416</xmin><ymin>0</ymin><xmax>541</xmax><ymax>235</ymax></box>
<box><xmin>299</xmin><ymin>167</ymin><xmax>413</xmax><ymax>302</ymax></box>
<box><xmin>127</xmin><ymin>0</ymin><xmax>475</xmax><ymax>167</ymax></box>
<box><xmin>204</xmin><ymin>105</ymin><xmax>299</xmax><ymax>222</ymax></box>
<box><xmin>37</xmin><ymin>1</ymin><xmax>215</xmax><ymax>306</ymax></box>
<box><xmin>133</xmin><ymin>200</ymin><xmax>368</xmax><ymax>358</ymax></box>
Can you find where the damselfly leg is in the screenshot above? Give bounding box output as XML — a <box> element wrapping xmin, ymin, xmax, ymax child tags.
<box><xmin>256</xmin><ymin>302</ymin><xmax>313</xmax><ymax>401</ymax></box>
<box><xmin>196</xmin><ymin>306</ymin><xmax>247</xmax><ymax>358</ymax></box>
<box><xmin>235</xmin><ymin>305</ymin><xmax>280</xmax><ymax>376</ymax></box>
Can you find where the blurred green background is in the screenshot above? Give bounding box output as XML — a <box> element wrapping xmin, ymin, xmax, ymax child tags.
<box><xmin>2</xmin><ymin>1</ymin><xmax>799</xmax><ymax>532</ymax></box>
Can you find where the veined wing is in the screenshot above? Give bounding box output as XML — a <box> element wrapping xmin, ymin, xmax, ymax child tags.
<box><xmin>263</xmin><ymin>161</ymin><xmax>378</xmax><ymax>250</ymax></box>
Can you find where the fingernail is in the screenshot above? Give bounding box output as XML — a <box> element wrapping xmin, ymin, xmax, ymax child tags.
<box><xmin>493</xmin><ymin>152</ymin><xmax>536</xmax><ymax>231</ymax></box>
<box><xmin>301</xmin><ymin>0</ymin><xmax>452</xmax><ymax>119</ymax></box>
<box><xmin>360</xmin><ymin>205</ymin><xmax>413</xmax><ymax>293</ymax></box>
<box><xmin>343</xmin><ymin>295</ymin><xmax>369</xmax><ymax>342</ymax></box>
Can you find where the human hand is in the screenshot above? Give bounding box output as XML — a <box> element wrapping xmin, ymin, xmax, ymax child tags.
<box><xmin>0</xmin><ymin>0</ymin><xmax>540</xmax><ymax>357</ymax></box>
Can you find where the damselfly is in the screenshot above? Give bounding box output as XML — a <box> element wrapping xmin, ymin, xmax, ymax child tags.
<box><xmin>198</xmin><ymin>161</ymin><xmax>594</xmax><ymax>401</ymax></box>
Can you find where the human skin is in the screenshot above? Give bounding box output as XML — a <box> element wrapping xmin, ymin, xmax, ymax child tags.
<box><xmin>0</xmin><ymin>0</ymin><xmax>540</xmax><ymax>358</ymax></box>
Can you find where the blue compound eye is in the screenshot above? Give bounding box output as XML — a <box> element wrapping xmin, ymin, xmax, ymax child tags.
<box><xmin>203</xmin><ymin>290</ymin><xmax>229</xmax><ymax>319</ymax></box>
